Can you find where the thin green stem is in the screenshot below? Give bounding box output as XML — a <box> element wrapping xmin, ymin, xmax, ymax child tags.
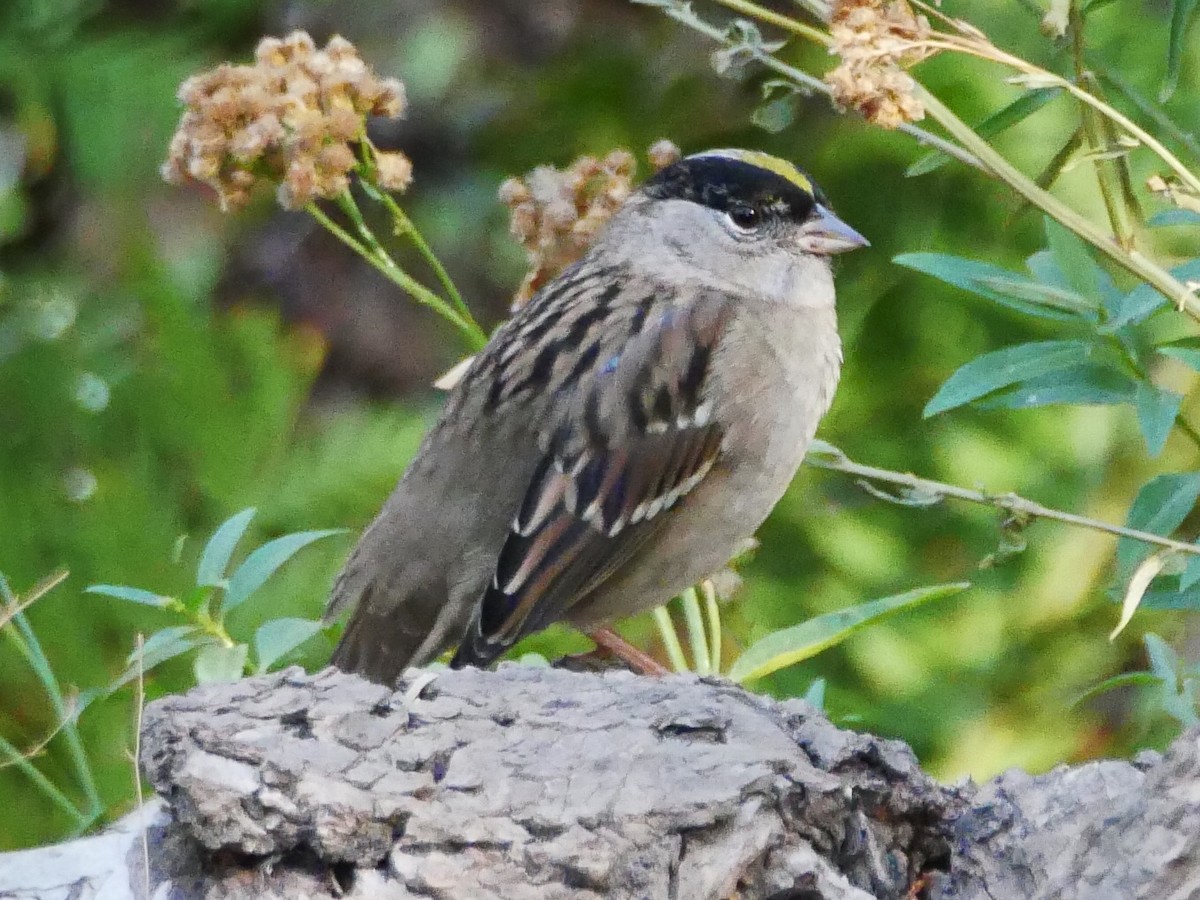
<box><xmin>1069</xmin><ymin>6</ymin><xmax>1133</xmax><ymax>249</ymax></box>
<box><xmin>306</xmin><ymin>201</ymin><xmax>487</xmax><ymax>350</ymax></box>
<box><xmin>358</xmin><ymin>181</ymin><xmax>476</xmax><ymax>328</ymax></box>
<box><xmin>916</xmin><ymin>87</ymin><xmax>1200</xmax><ymax>319</ymax></box>
<box><xmin>680</xmin><ymin>587</ymin><xmax>712</xmax><ymax>675</ymax></box>
<box><xmin>807</xmin><ymin>445</ymin><xmax>1200</xmax><ymax>556</ymax></box>
<box><xmin>700</xmin><ymin>579</ymin><xmax>722</xmax><ymax>673</ymax></box>
<box><xmin>0</xmin><ymin>732</ymin><xmax>89</xmax><ymax>827</ymax></box>
<box><xmin>653</xmin><ymin>606</ymin><xmax>691</xmax><ymax>673</ymax></box>
<box><xmin>10</xmin><ymin>612</ymin><xmax>102</xmax><ymax>827</ymax></box>
<box><xmin>712</xmin><ymin>0</ymin><xmax>830</xmax><ymax>44</ymax></box>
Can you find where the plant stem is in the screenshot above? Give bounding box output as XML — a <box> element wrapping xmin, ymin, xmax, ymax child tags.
<box><xmin>712</xmin><ymin>0</ymin><xmax>830</xmax><ymax>44</ymax></box>
<box><xmin>807</xmin><ymin>446</ymin><xmax>1200</xmax><ymax>556</ymax></box>
<box><xmin>653</xmin><ymin>606</ymin><xmax>691</xmax><ymax>672</ymax></box>
<box><xmin>1069</xmin><ymin>6</ymin><xmax>1133</xmax><ymax>249</ymax></box>
<box><xmin>701</xmin><ymin>579</ymin><xmax>722</xmax><ymax>673</ymax></box>
<box><xmin>355</xmin><ymin>176</ymin><xmax>478</xmax><ymax>329</ymax></box>
<box><xmin>655</xmin><ymin>0</ymin><xmax>985</xmax><ymax>171</ymax></box>
<box><xmin>680</xmin><ymin>587</ymin><xmax>712</xmax><ymax>675</ymax></box>
<box><xmin>307</xmin><ymin>199</ymin><xmax>487</xmax><ymax>350</ymax></box>
<box><xmin>915</xmin><ymin>88</ymin><xmax>1200</xmax><ymax>319</ymax></box>
<box><xmin>0</xmin><ymin>732</ymin><xmax>89</xmax><ymax>827</ymax></box>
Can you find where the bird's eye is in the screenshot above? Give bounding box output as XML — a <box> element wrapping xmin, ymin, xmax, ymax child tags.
<box><xmin>727</xmin><ymin>205</ymin><xmax>760</xmax><ymax>231</ymax></box>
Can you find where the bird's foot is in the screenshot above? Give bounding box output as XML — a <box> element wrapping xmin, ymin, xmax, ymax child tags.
<box><xmin>585</xmin><ymin>627</ymin><xmax>670</xmax><ymax>676</ymax></box>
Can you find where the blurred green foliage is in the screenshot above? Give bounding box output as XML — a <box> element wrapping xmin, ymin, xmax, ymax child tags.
<box><xmin>1</xmin><ymin>0</ymin><xmax>1198</xmax><ymax>851</ymax></box>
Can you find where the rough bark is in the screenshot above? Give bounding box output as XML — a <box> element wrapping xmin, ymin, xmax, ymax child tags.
<box><xmin>0</xmin><ymin>664</ymin><xmax>1196</xmax><ymax>899</ymax></box>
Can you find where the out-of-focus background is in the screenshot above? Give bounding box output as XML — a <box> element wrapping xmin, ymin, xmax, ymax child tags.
<box><xmin>1</xmin><ymin>0</ymin><xmax>1198</xmax><ymax>850</ymax></box>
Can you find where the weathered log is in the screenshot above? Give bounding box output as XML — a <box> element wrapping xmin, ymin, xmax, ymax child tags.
<box><xmin>0</xmin><ymin>664</ymin><xmax>1196</xmax><ymax>899</ymax></box>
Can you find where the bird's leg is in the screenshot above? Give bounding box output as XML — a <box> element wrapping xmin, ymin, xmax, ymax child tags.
<box><xmin>586</xmin><ymin>627</ymin><xmax>670</xmax><ymax>676</ymax></box>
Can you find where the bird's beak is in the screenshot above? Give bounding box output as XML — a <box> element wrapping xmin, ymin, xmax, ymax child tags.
<box><xmin>799</xmin><ymin>205</ymin><xmax>870</xmax><ymax>256</ymax></box>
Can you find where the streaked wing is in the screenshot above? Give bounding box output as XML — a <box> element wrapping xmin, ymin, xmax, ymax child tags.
<box><xmin>451</xmin><ymin>290</ymin><xmax>730</xmax><ymax>667</ymax></box>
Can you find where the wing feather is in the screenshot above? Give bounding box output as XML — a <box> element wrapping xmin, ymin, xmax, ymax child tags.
<box><xmin>452</xmin><ymin>295</ymin><xmax>730</xmax><ymax>667</ymax></box>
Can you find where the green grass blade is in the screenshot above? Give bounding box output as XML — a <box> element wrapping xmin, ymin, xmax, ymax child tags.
<box><xmin>680</xmin><ymin>587</ymin><xmax>711</xmax><ymax>675</ymax></box>
<box><xmin>653</xmin><ymin>606</ymin><xmax>690</xmax><ymax>673</ymax></box>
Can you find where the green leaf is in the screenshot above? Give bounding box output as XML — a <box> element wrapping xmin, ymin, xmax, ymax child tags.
<box><xmin>895</xmin><ymin>253</ymin><xmax>1091</xmax><ymax>320</ymax></box>
<box><xmin>751</xmin><ymin>96</ymin><xmax>795</xmax><ymax>133</ymax></box>
<box><xmin>1161</xmin><ymin>0</ymin><xmax>1200</xmax><ymax>101</ymax></box>
<box><xmin>1180</xmin><ymin>555</ymin><xmax>1200</xmax><ymax>592</ymax></box>
<box><xmin>1134</xmin><ymin>383</ymin><xmax>1183</xmax><ymax>456</ymax></box>
<box><xmin>1117</xmin><ymin>472</ymin><xmax>1200</xmax><ymax>580</ymax></box>
<box><xmin>193</xmin><ymin>643</ymin><xmax>249</xmax><ymax>684</ymax></box>
<box><xmin>85</xmin><ymin>584</ymin><xmax>173</xmax><ymax>608</ymax></box>
<box><xmin>1105</xmin><ymin>260</ymin><xmax>1200</xmax><ymax>330</ymax></box>
<box><xmin>905</xmin><ymin>88</ymin><xmax>1058</xmax><ymax>177</ymax></box>
<box><xmin>254</xmin><ymin>617</ymin><xmax>324</xmax><ymax>673</ymax></box>
<box><xmin>1148</xmin><ymin>209</ymin><xmax>1200</xmax><ymax>227</ymax></box>
<box><xmin>802</xmin><ymin>678</ymin><xmax>826</xmax><ymax>710</ymax></box>
<box><xmin>196</xmin><ymin>508</ymin><xmax>257</xmax><ymax>588</ymax></box>
<box><xmin>973</xmin><ymin>363</ymin><xmax>1135</xmax><ymax>410</ymax></box>
<box><xmin>728</xmin><ymin>583</ymin><xmax>969</xmax><ymax>683</ymax></box>
<box><xmin>221</xmin><ymin>528</ymin><xmax>345</xmax><ymax>615</ymax></box>
<box><xmin>1156</xmin><ymin>339</ymin><xmax>1200</xmax><ymax>371</ymax></box>
<box><xmin>1044</xmin><ymin>217</ymin><xmax>1102</xmax><ymax>300</ymax></box>
<box><xmin>109</xmin><ymin>626</ymin><xmax>206</xmax><ymax>693</ymax></box>
<box><xmin>924</xmin><ymin>340</ymin><xmax>1094</xmax><ymax>417</ymax></box>
<box><xmin>1072</xmin><ymin>671</ymin><xmax>1162</xmax><ymax>707</ymax></box>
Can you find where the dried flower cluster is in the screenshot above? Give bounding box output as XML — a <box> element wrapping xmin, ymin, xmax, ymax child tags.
<box><xmin>162</xmin><ymin>31</ymin><xmax>410</xmax><ymax>211</ymax></box>
<box><xmin>825</xmin><ymin>0</ymin><xmax>932</xmax><ymax>129</ymax></box>
<box><xmin>499</xmin><ymin>141</ymin><xmax>681</xmax><ymax>309</ymax></box>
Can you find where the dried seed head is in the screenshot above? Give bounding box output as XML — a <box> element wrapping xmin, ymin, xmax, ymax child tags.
<box><xmin>499</xmin><ymin>141</ymin><xmax>680</xmax><ymax>310</ymax></box>
<box><xmin>647</xmin><ymin>139</ymin><xmax>682</xmax><ymax>171</ymax></box>
<box><xmin>825</xmin><ymin>0</ymin><xmax>932</xmax><ymax>128</ymax></box>
<box><xmin>375</xmin><ymin>150</ymin><xmax>414</xmax><ymax>192</ymax></box>
<box><xmin>163</xmin><ymin>30</ymin><xmax>408</xmax><ymax>211</ymax></box>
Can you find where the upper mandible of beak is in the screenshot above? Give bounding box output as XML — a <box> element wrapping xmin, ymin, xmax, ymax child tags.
<box><xmin>798</xmin><ymin>204</ymin><xmax>870</xmax><ymax>256</ymax></box>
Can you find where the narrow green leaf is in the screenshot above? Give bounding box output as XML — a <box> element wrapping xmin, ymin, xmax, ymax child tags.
<box><xmin>1117</xmin><ymin>472</ymin><xmax>1200</xmax><ymax>580</ymax></box>
<box><xmin>1133</xmin><ymin>584</ymin><xmax>1200</xmax><ymax>610</ymax></box>
<box><xmin>974</xmin><ymin>363</ymin><xmax>1135</xmax><ymax>410</ymax></box>
<box><xmin>1072</xmin><ymin>671</ymin><xmax>1161</xmax><ymax>707</ymax></box>
<box><xmin>1161</xmin><ymin>0</ymin><xmax>1200</xmax><ymax>101</ymax></box>
<box><xmin>1144</xmin><ymin>633</ymin><xmax>1180</xmax><ymax>683</ymax></box>
<box><xmin>1134</xmin><ymin>383</ymin><xmax>1183</xmax><ymax>456</ymax></box>
<box><xmin>1180</xmin><ymin>555</ymin><xmax>1200</xmax><ymax>592</ymax></box>
<box><xmin>196</xmin><ymin>508</ymin><xmax>257</xmax><ymax>588</ymax></box>
<box><xmin>974</xmin><ymin>277</ymin><xmax>1096</xmax><ymax>315</ymax></box>
<box><xmin>1155</xmin><ymin>336</ymin><xmax>1200</xmax><ymax>372</ymax></box>
<box><xmin>254</xmin><ymin>617</ymin><xmax>324</xmax><ymax>673</ymax></box>
<box><xmin>728</xmin><ymin>583</ymin><xmax>969</xmax><ymax>684</ymax></box>
<box><xmin>1148</xmin><ymin>209</ymin><xmax>1200</xmax><ymax>227</ymax></box>
<box><xmin>1044</xmin><ymin>216</ymin><xmax>1102</xmax><ymax>299</ymax></box>
<box><xmin>194</xmin><ymin>643</ymin><xmax>249</xmax><ymax>684</ymax></box>
<box><xmin>85</xmin><ymin>584</ymin><xmax>173</xmax><ymax>608</ymax></box>
<box><xmin>1105</xmin><ymin>260</ymin><xmax>1200</xmax><ymax>330</ymax></box>
<box><xmin>221</xmin><ymin>528</ymin><xmax>345</xmax><ymax>615</ymax></box>
<box><xmin>895</xmin><ymin>253</ymin><xmax>1087</xmax><ymax>321</ymax></box>
<box><xmin>802</xmin><ymin>678</ymin><xmax>826</xmax><ymax>710</ymax></box>
<box><xmin>905</xmin><ymin>88</ymin><xmax>1058</xmax><ymax>177</ymax></box>
<box><xmin>109</xmin><ymin>626</ymin><xmax>207</xmax><ymax>694</ymax></box>
<box><xmin>924</xmin><ymin>340</ymin><xmax>1094</xmax><ymax>417</ymax></box>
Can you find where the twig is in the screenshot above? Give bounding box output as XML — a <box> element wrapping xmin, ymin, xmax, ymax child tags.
<box><xmin>808</xmin><ymin>446</ymin><xmax>1200</xmax><ymax>556</ymax></box>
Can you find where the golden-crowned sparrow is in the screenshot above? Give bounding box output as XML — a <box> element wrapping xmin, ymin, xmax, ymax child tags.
<box><xmin>327</xmin><ymin>149</ymin><xmax>867</xmax><ymax>683</ymax></box>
